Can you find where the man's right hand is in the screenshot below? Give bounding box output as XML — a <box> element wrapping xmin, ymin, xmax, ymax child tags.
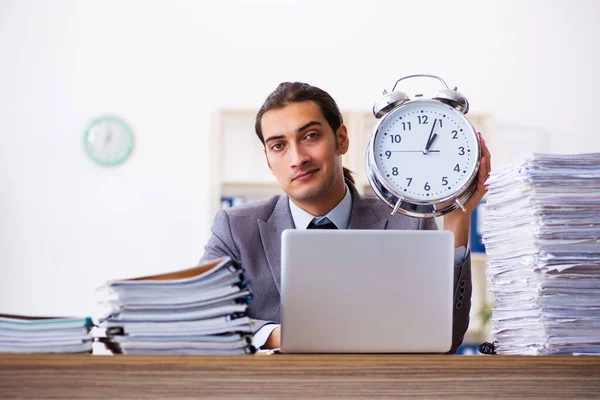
<box><xmin>263</xmin><ymin>326</ymin><xmax>281</xmax><ymax>349</ymax></box>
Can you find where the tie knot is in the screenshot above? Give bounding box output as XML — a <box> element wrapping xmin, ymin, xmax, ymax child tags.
<box><xmin>307</xmin><ymin>217</ymin><xmax>338</xmax><ymax>230</ymax></box>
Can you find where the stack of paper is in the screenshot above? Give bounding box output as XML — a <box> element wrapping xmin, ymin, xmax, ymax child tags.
<box><xmin>0</xmin><ymin>314</ymin><xmax>93</xmax><ymax>353</ymax></box>
<box><xmin>97</xmin><ymin>256</ymin><xmax>256</xmax><ymax>355</ymax></box>
<box><xmin>482</xmin><ymin>153</ymin><xmax>600</xmax><ymax>355</ymax></box>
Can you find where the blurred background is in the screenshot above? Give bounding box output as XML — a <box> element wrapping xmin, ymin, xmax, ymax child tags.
<box><xmin>1</xmin><ymin>0</ymin><xmax>598</xmax><ymax>346</ymax></box>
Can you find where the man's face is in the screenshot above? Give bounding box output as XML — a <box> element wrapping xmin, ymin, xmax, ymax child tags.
<box><xmin>261</xmin><ymin>101</ymin><xmax>349</xmax><ymax>205</ymax></box>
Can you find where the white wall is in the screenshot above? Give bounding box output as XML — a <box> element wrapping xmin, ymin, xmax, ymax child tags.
<box><xmin>1</xmin><ymin>0</ymin><xmax>598</xmax><ymax>317</ymax></box>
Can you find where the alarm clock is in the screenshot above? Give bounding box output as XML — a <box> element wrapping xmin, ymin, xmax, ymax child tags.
<box><xmin>366</xmin><ymin>74</ymin><xmax>480</xmax><ymax>218</ymax></box>
<box><xmin>83</xmin><ymin>115</ymin><xmax>134</xmax><ymax>167</ymax></box>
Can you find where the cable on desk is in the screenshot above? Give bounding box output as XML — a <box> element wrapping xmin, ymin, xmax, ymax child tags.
<box><xmin>478</xmin><ymin>341</ymin><xmax>498</xmax><ymax>355</ymax></box>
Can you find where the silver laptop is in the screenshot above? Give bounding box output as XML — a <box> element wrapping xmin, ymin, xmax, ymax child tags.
<box><xmin>280</xmin><ymin>229</ymin><xmax>454</xmax><ymax>353</ymax></box>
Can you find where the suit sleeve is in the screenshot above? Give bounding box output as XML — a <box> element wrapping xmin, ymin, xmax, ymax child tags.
<box><xmin>199</xmin><ymin>210</ymin><xmax>275</xmax><ymax>336</ymax></box>
<box><xmin>420</xmin><ymin>217</ymin><xmax>472</xmax><ymax>354</ymax></box>
<box><xmin>199</xmin><ymin>210</ymin><xmax>240</xmax><ymax>264</ymax></box>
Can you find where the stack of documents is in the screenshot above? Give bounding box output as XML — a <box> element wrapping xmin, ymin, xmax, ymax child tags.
<box><xmin>482</xmin><ymin>153</ymin><xmax>600</xmax><ymax>355</ymax></box>
<box><xmin>97</xmin><ymin>256</ymin><xmax>256</xmax><ymax>355</ymax></box>
<box><xmin>0</xmin><ymin>314</ymin><xmax>93</xmax><ymax>353</ymax></box>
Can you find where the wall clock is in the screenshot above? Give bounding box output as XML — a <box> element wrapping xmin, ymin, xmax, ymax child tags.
<box><xmin>83</xmin><ymin>115</ymin><xmax>134</xmax><ymax>166</ymax></box>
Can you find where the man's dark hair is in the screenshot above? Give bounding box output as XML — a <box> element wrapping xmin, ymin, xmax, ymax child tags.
<box><xmin>255</xmin><ymin>82</ymin><xmax>355</xmax><ymax>184</ymax></box>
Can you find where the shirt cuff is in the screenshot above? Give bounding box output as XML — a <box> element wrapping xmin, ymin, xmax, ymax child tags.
<box><xmin>454</xmin><ymin>246</ymin><xmax>467</xmax><ymax>266</ymax></box>
<box><xmin>252</xmin><ymin>323</ymin><xmax>280</xmax><ymax>349</ymax></box>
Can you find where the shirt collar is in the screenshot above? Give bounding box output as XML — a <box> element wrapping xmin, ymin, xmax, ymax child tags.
<box><xmin>288</xmin><ymin>184</ymin><xmax>352</xmax><ymax>230</ymax></box>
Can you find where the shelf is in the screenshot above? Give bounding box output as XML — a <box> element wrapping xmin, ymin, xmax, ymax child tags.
<box><xmin>221</xmin><ymin>181</ymin><xmax>283</xmax><ymax>203</ymax></box>
<box><xmin>211</xmin><ymin>108</ymin><xmax>492</xmax><ymax>213</ymax></box>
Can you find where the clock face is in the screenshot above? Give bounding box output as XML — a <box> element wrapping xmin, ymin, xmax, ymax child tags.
<box><xmin>371</xmin><ymin>100</ymin><xmax>479</xmax><ymax>203</ymax></box>
<box><xmin>83</xmin><ymin>116</ymin><xmax>134</xmax><ymax>166</ymax></box>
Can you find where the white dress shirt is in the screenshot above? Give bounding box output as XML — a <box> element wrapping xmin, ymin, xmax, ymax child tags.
<box><xmin>252</xmin><ymin>184</ymin><xmax>467</xmax><ymax>349</ymax></box>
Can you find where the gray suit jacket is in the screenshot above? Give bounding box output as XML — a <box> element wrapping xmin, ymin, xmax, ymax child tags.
<box><xmin>200</xmin><ymin>181</ymin><xmax>472</xmax><ymax>353</ymax></box>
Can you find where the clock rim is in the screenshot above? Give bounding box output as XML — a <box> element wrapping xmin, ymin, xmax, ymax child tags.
<box><xmin>83</xmin><ymin>115</ymin><xmax>135</xmax><ymax>167</ymax></box>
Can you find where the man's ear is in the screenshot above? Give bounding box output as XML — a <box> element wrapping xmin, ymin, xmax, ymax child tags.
<box><xmin>337</xmin><ymin>124</ymin><xmax>349</xmax><ymax>155</ymax></box>
<box><xmin>264</xmin><ymin>147</ymin><xmax>274</xmax><ymax>174</ymax></box>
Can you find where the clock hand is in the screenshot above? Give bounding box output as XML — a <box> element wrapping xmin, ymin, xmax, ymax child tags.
<box><xmin>389</xmin><ymin>150</ymin><xmax>440</xmax><ymax>153</ymax></box>
<box><xmin>425</xmin><ymin>133</ymin><xmax>438</xmax><ymax>152</ymax></box>
<box><xmin>423</xmin><ymin>118</ymin><xmax>437</xmax><ymax>154</ymax></box>
<box><xmin>106</xmin><ymin>124</ymin><xmax>113</xmax><ymax>144</ymax></box>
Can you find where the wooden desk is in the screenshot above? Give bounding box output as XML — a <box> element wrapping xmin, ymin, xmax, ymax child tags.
<box><xmin>1</xmin><ymin>354</ymin><xmax>599</xmax><ymax>399</ymax></box>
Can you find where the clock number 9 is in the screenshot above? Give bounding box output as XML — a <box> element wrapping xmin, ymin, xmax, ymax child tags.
<box><xmin>385</xmin><ymin>150</ymin><xmax>392</xmax><ymax>159</ymax></box>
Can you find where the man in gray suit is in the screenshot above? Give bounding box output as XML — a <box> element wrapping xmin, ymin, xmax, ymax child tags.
<box><xmin>200</xmin><ymin>82</ymin><xmax>492</xmax><ymax>353</ymax></box>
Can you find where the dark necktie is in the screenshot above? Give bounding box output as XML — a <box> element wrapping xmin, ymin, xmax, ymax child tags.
<box><xmin>307</xmin><ymin>217</ymin><xmax>338</xmax><ymax>230</ymax></box>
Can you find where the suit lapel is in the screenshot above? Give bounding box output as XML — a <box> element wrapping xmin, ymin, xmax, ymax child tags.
<box><xmin>347</xmin><ymin>182</ymin><xmax>388</xmax><ymax>230</ymax></box>
<box><xmin>258</xmin><ymin>195</ymin><xmax>294</xmax><ymax>294</ymax></box>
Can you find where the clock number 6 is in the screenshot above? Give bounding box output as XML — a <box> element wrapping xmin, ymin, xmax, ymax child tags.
<box><xmin>424</xmin><ymin>182</ymin><xmax>431</xmax><ymax>191</ymax></box>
